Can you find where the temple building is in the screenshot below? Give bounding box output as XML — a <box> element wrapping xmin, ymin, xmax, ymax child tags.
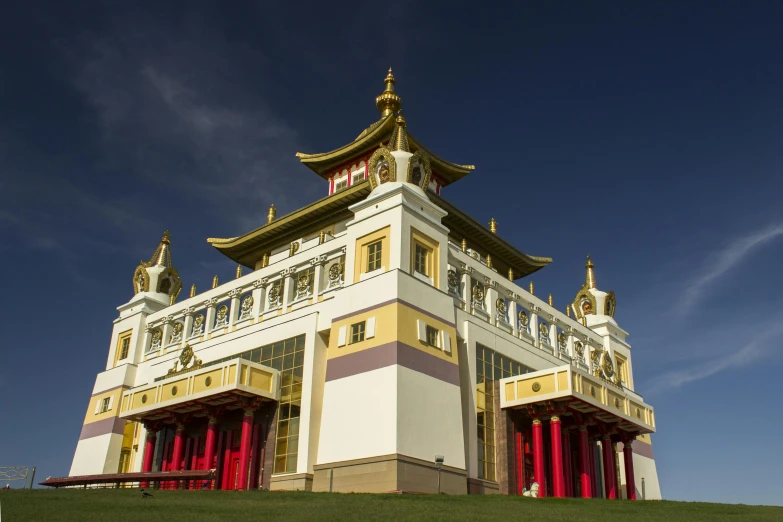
<box><xmin>69</xmin><ymin>70</ymin><xmax>661</xmax><ymax>498</ymax></box>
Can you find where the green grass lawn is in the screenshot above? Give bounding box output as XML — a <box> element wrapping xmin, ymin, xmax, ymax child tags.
<box><xmin>0</xmin><ymin>490</ymin><xmax>780</xmax><ymax>522</ymax></box>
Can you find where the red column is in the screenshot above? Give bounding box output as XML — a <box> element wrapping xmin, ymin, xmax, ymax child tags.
<box><xmin>602</xmin><ymin>436</ymin><xmax>616</xmax><ymax>499</ymax></box>
<box><xmin>515</xmin><ymin>428</ymin><xmax>524</xmax><ymax>495</ymax></box>
<box><xmin>170</xmin><ymin>424</ymin><xmax>185</xmax><ymax>489</ymax></box>
<box><xmin>203</xmin><ymin>417</ymin><xmax>218</xmax><ymax>488</ymax></box>
<box><xmin>140</xmin><ymin>429</ymin><xmax>157</xmax><ymax>488</ymax></box>
<box><xmin>237</xmin><ymin>409</ymin><xmax>254</xmax><ymax>491</ymax></box>
<box><xmin>532</xmin><ymin>419</ymin><xmax>546</xmax><ymax>497</ymax></box>
<box><xmin>550</xmin><ymin>416</ymin><xmax>565</xmax><ymax>498</ymax></box>
<box><xmin>623</xmin><ymin>441</ymin><xmax>636</xmax><ymax>500</ymax></box>
<box><xmin>563</xmin><ymin>431</ymin><xmax>573</xmax><ymax>497</ymax></box>
<box><xmin>578</xmin><ymin>427</ymin><xmax>592</xmax><ymax>498</ymax></box>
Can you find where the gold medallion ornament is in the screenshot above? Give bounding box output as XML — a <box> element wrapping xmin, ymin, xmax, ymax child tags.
<box><xmin>216</xmin><ymin>305</ymin><xmax>228</xmax><ymax>323</ymax></box>
<box><xmin>539</xmin><ymin>322</ymin><xmax>549</xmax><ymax>343</ymax></box>
<box><xmin>406</xmin><ymin>150</ymin><xmax>432</xmax><ymax>190</ymax></box>
<box><xmin>574</xmin><ymin>340</ymin><xmax>585</xmax><ymax>359</ymax></box>
<box><xmin>496</xmin><ymin>298</ymin><xmax>507</xmax><ymax>316</ymax></box>
<box><xmin>600</xmin><ymin>352</ymin><xmax>615</xmax><ymax>380</ymax></box>
<box><xmin>518</xmin><ymin>309</ymin><xmax>529</xmax><ymax>328</ymax></box>
<box><xmin>532</xmin><ymin>382</ymin><xmax>541</xmax><ymax>392</ymax></box>
<box><xmin>328</xmin><ymin>263</ymin><xmax>342</xmax><ymax>283</ymax></box>
<box><xmin>167</xmin><ymin>343</ymin><xmax>202</xmax><ymax>377</ymax></box>
<box><xmin>472</xmin><ymin>283</ymin><xmax>485</xmax><ymax>303</ymax></box>
<box><xmin>604</xmin><ymin>290</ymin><xmax>617</xmax><ymax>317</ymax></box>
<box><xmin>447</xmin><ymin>269</ymin><xmax>459</xmax><ymax>289</ymax></box>
<box><xmin>367</xmin><ymin>147</ymin><xmax>397</xmax><ymax>189</ymax></box>
<box><xmin>557</xmin><ymin>332</ymin><xmax>567</xmax><ymax>349</ymax></box>
<box><xmin>268</xmin><ymin>284</ymin><xmax>281</xmax><ymax>304</ymax></box>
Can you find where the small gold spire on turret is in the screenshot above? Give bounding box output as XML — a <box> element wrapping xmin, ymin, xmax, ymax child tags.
<box><xmin>461</xmin><ymin>239</ymin><xmax>467</xmax><ymax>253</ymax></box>
<box><xmin>390</xmin><ymin>113</ymin><xmax>410</xmax><ymax>152</ymax></box>
<box><xmin>548</xmin><ymin>294</ymin><xmax>553</xmax><ymax>306</ymax></box>
<box><xmin>147</xmin><ymin>230</ymin><xmax>173</xmax><ymax>268</ymax></box>
<box><xmin>262</xmin><ymin>253</ymin><xmax>270</xmax><ymax>267</ymax></box>
<box><xmin>319</xmin><ymin>231</ymin><xmax>326</xmax><ymax>244</ymax></box>
<box><xmin>212</xmin><ymin>275</ymin><xmax>219</xmax><ymax>289</ymax></box>
<box><xmin>190</xmin><ymin>284</ymin><xmax>196</xmax><ymax>298</ymax></box>
<box><xmin>486</xmin><ymin>255</ymin><xmax>492</xmax><ymax>269</ymax></box>
<box><xmin>236</xmin><ymin>265</ymin><xmax>242</xmax><ymax>279</ymax></box>
<box><xmin>529</xmin><ymin>281</ymin><xmax>535</xmax><ymax>295</ymax></box>
<box><xmin>566</xmin><ymin>305</ymin><xmax>571</xmax><ymax>318</ymax></box>
<box><xmin>375</xmin><ymin>68</ymin><xmax>402</xmax><ymax>117</ymax></box>
<box><xmin>267</xmin><ymin>204</ymin><xmax>277</xmax><ymax>224</ymax></box>
<box><xmin>585</xmin><ymin>255</ymin><xmax>596</xmax><ymax>289</ymax></box>
<box><xmin>489</xmin><ymin>218</ymin><xmax>498</xmax><ymax>234</ymax></box>
<box><xmin>508</xmin><ymin>268</ymin><xmax>514</xmax><ymax>281</ymax></box>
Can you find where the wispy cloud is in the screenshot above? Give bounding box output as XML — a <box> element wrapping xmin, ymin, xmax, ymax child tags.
<box><xmin>645</xmin><ymin>321</ymin><xmax>783</xmax><ymax>395</ymax></box>
<box><xmin>678</xmin><ymin>222</ymin><xmax>783</xmax><ymax>314</ymax></box>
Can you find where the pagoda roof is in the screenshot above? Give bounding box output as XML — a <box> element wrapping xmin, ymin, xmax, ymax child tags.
<box><xmin>295</xmin><ymin>69</ymin><xmax>475</xmax><ymax>186</ymax></box>
<box><xmin>209</xmin><ymin>182</ymin><xmax>551</xmax><ymax>277</ymax></box>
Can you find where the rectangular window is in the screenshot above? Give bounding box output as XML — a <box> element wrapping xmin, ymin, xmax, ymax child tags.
<box><xmin>334</xmin><ymin>178</ymin><xmax>348</xmax><ymax>192</ymax></box>
<box><xmin>350</xmin><ymin>322</ymin><xmax>366</xmax><ymax>344</ymax></box>
<box><xmin>100</xmin><ymin>397</ymin><xmax>110</xmax><ymax>413</ymax></box>
<box><xmin>414</xmin><ymin>243</ymin><xmax>429</xmax><ymax>276</ymax></box>
<box><xmin>119</xmin><ymin>337</ymin><xmax>130</xmax><ymax>360</ymax></box>
<box><xmin>475</xmin><ymin>344</ymin><xmax>532</xmax><ymax>481</ymax></box>
<box><xmin>425</xmin><ymin>325</ymin><xmax>439</xmax><ymax>347</ymax></box>
<box><xmin>367</xmin><ymin>241</ymin><xmax>383</xmax><ymax>272</ymax></box>
<box><xmin>352</xmin><ymin>171</ymin><xmax>365</xmax><ymax>184</ymax></box>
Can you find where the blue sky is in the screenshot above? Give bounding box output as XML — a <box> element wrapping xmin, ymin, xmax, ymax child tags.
<box><xmin>1</xmin><ymin>1</ymin><xmax>781</xmax><ymax>504</ymax></box>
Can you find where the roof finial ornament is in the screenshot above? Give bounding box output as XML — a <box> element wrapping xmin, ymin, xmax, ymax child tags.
<box><xmin>375</xmin><ymin>68</ymin><xmax>402</xmax><ymax>118</ymax></box>
<box><xmin>390</xmin><ymin>112</ymin><xmax>410</xmax><ymax>152</ymax></box>
<box><xmin>585</xmin><ymin>254</ymin><xmax>597</xmax><ymax>289</ymax></box>
<box><xmin>489</xmin><ymin>218</ymin><xmax>498</xmax><ymax>234</ymax></box>
<box><xmin>267</xmin><ymin>204</ymin><xmax>276</xmax><ymax>224</ymax></box>
<box><xmin>146</xmin><ymin>230</ymin><xmax>173</xmax><ymax>268</ymax></box>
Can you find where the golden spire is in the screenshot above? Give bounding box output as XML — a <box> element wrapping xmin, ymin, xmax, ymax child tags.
<box><xmin>267</xmin><ymin>204</ymin><xmax>277</xmax><ymax>224</ymax></box>
<box><xmin>585</xmin><ymin>255</ymin><xmax>597</xmax><ymax>289</ymax></box>
<box><xmin>548</xmin><ymin>294</ymin><xmax>553</xmax><ymax>306</ymax></box>
<box><xmin>147</xmin><ymin>230</ymin><xmax>172</xmax><ymax>268</ymax></box>
<box><xmin>212</xmin><ymin>275</ymin><xmax>219</xmax><ymax>289</ymax></box>
<box><xmin>375</xmin><ymin>68</ymin><xmax>402</xmax><ymax>117</ymax></box>
<box><xmin>529</xmin><ymin>281</ymin><xmax>535</xmax><ymax>295</ymax></box>
<box><xmin>566</xmin><ymin>305</ymin><xmax>571</xmax><ymax>318</ymax></box>
<box><xmin>461</xmin><ymin>239</ymin><xmax>467</xmax><ymax>253</ymax></box>
<box><xmin>190</xmin><ymin>284</ymin><xmax>196</xmax><ymax>297</ymax></box>
<box><xmin>390</xmin><ymin>113</ymin><xmax>410</xmax><ymax>152</ymax></box>
<box><xmin>262</xmin><ymin>253</ymin><xmax>270</xmax><ymax>267</ymax></box>
<box><xmin>236</xmin><ymin>265</ymin><xmax>242</xmax><ymax>279</ymax></box>
<box><xmin>489</xmin><ymin>218</ymin><xmax>497</xmax><ymax>234</ymax></box>
<box><xmin>486</xmin><ymin>254</ymin><xmax>492</xmax><ymax>269</ymax></box>
<box><xmin>508</xmin><ymin>268</ymin><xmax>514</xmax><ymax>281</ymax></box>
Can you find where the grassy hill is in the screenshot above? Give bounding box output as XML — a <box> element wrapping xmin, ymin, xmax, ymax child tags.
<box><xmin>1</xmin><ymin>490</ymin><xmax>780</xmax><ymax>522</ymax></box>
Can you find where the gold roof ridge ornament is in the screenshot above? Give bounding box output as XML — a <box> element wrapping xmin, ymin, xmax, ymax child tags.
<box><xmin>376</xmin><ymin>68</ymin><xmax>402</xmax><ymax>117</ymax></box>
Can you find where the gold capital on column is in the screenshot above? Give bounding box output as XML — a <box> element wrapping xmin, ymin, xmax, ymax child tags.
<box><xmin>532</xmin><ymin>419</ymin><xmax>541</xmax><ymax>425</ymax></box>
<box><xmin>551</xmin><ymin>415</ymin><xmax>560</xmax><ymax>422</ymax></box>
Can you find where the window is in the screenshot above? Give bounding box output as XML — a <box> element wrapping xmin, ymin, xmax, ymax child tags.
<box><xmin>119</xmin><ymin>337</ymin><xmax>130</xmax><ymax>360</ymax></box>
<box><xmin>350</xmin><ymin>322</ymin><xmax>366</xmax><ymax>344</ymax></box>
<box><xmin>475</xmin><ymin>344</ymin><xmax>532</xmax><ymax>481</ymax></box>
<box><xmin>414</xmin><ymin>243</ymin><xmax>429</xmax><ymax>276</ymax></box>
<box><xmin>367</xmin><ymin>241</ymin><xmax>383</xmax><ymax>272</ymax></box>
<box><xmin>100</xmin><ymin>397</ymin><xmax>110</xmax><ymax>413</ymax></box>
<box><xmin>334</xmin><ymin>178</ymin><xmax>348</xmax><ymax>192</ymax></box>
<box><xmin>425</xmin><ymin>325</ymin><xmax>439</xmax><ymax>347</ymax></box>
<box><xmin>352</xmin><ymin>171</ymin><xmax>365</xmax><ymax>184</ymax></box>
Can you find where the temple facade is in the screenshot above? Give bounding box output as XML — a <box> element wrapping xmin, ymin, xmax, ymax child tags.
<box><xmin>69</xmin><ymin>70</ymin><xmax>661</xmax><ymax>499</ymax></box>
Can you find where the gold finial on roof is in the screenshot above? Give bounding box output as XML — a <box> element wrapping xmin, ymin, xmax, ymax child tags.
<box><xmin>267</xmin><ymin>204</ymin><xmax>277</xmax><ymax>224</ymax></box>
<box><xmin>461</xmin><ymin>239</ymin><xmax>467</xmax><ymax>253</ymax></box>
<box><xmin>486</xmin><ymin>254</ymin><xmax>492</xmax><ymax>269</ymax></box>
<box><xmin>529</xmin><ymin>281</ymin><xmax>534</xmax><ymax>295</ymax></box>
<box><xmin>262</xmin><ymin>253</ymin><xmax>270</xmax><ymax>267</ymax></box>
<box><xmin>585</xmin><ymin>254</ymin><xmax>596</xmax><ymax>289</ymax></box>
<box><xmin>566</xmin><ymin>305</ymin><xmax>571</xmax><ymax>318</ymax></box>
<box><xmin>190</xmin><ymin>284</ymin><xmax>196</xmax><ymax>298</ymax></box>
<box><xmin>212</xmin><ymin>275</ymin><xmax>219</xmax><ymax>289</ymax></box>
<box><xmin>236</xmin><ymin>265</ymin><xmax>242</xmax><ymax>279</ymax></box>
<box><xmin>489</xmin><ymin>218</ymin><xmax>497</xmax><ymax>234</ymax></box>
<box><xmin>582</xmin><ymin>316</ymin><xmax>587</xmax><ymax>326</ymax></box>
<box><xmin>508</xmin><ymin>268</ymin><xmax>514</xmax><ymax>281</ymax></box>
<box><xmin>376</xmin><ymin>68</ymin><xmax>402</xmax><ymax>117</ymax></box>
<box><xmin>390</xmin><ymin>113</ymin><xmax>410</xmax><ymax>152</ymax></box>
<box><xmin>319</xmin><ymin>231</ymin><xmax>326</xmax><ymax>244</ymax></box>
<box><xmin>548</xmin><ymin>293</ymin><xmax>553</xmax><ymax>306</ymax></box>
<box><xmin>147</xmin><ymin>230</ymin><xmax>173</xmax><ymax>267</ymax></box>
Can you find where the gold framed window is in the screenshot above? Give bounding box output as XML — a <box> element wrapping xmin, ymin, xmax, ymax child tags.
<box><xmin>350</xmin><ymin>322</ymin><xmax>366</xmax><ymax>344</ymax></box>
<box><xmin>414</xmin><ymin>243</ymin><xmax>430</xmax><ymax>276</ymax></box>
<box><xmin>367</xmin><ymin>241</ymin><xmax>383</xmax><ymax>272</ymax></box>
<box><xmin>114</xmin><ymin>330</ymin><xmax>133</xmax><ymax>366</ymax></box>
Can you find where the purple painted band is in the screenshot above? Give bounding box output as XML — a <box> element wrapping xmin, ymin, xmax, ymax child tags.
<box><xmin>325</xmin><ymin>341</ymin><xmax>460</xmax><ymax>386</ymax></box>
<box><xmin>79</xmin><ymin>417</ymin><xmax>127</xmax><ymax>440</ymax></box>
